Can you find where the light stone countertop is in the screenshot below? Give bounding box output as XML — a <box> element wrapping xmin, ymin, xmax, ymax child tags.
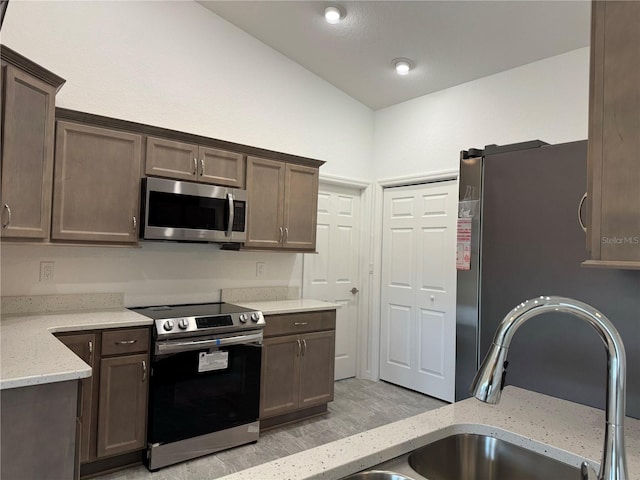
<box><xmin>0</xmin><ymin>309</ymin><xmax>152</xmax><ymax>390</ymax></box>
<box><xmin>219</xmin><ymin>386</ymin><xmax>640</xmax><ymax>480</ymax></box>
<box><xmin>233</xmin><ymin>299</ymin><xmax>340</xmax><ymax>315</ymax></box>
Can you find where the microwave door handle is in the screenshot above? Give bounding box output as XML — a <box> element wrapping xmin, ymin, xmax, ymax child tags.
<box><xmin>226</xmin><ymin>193</ymin><xmax>234</xmax><ymax>237</ymax></box>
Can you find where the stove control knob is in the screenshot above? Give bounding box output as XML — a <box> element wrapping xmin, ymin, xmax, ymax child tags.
<box><xmin>251</xmin><ymin>312</ymin><xmax>261</xmax><ymax>323</ymax></box>
<box><xmin>178</xmin><ymin>318</ymin><xmax>189</xmax><ymax>330</ymax></box>
<box><xmin>163</xmin><ymin>320</ymin><xmax>175</xmax><ymax>331</ymax></box>
<box><xmin>238</xmin><ymin>313</ymin><xmax>248</xmax><ymax>323</ymax></box>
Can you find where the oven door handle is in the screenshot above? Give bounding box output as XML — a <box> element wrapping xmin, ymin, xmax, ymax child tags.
<box><xmin>155</xmin><ymin>331</ymin><xmax>263</xmax><ymax>355</ymax></box>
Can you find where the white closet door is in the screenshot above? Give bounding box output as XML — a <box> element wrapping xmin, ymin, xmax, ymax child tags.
<box><xmin>304</xmin><ymin>183</ymin><xmax>361</xmax><ymax>380</ymax></box>
<box><xmin>380</xmin><ymin>180</ymin><xmax>457</xmax><ymax>402</ymax></box>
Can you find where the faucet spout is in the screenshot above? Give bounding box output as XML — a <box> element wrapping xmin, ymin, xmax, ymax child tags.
<box><xmin>470</xmin><ymin>296</ymin><xmax>628</xmax><ymax>480</ymax></box>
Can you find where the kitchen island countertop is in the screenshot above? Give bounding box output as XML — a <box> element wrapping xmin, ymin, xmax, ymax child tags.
<box><xmin>219</xmin><ymin>386</ymin><xmax>640</xmax><ymax>480</ymax></box>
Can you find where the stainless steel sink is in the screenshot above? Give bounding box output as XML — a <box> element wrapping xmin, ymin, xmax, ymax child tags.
<box><xmin>407</xmin><ymin>433</ymin><xmax>580</xmax><ymax>480</ymax></box>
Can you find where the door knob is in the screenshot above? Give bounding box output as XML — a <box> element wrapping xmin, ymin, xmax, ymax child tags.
<box><xmin>350</xmin><ymin>287</ymin><xmax>359</xmax><ymax>294</ymax></box>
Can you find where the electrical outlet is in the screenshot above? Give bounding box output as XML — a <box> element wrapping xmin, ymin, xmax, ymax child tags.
<box><xmin>256</xmin><ymin>262</ymin><xmax>266</xmax><ymax>278</ymax></box>
<box><xmin>40</xmin><ymin>261</ymin><xmax>55</xmax><ymax>282</ymax></box>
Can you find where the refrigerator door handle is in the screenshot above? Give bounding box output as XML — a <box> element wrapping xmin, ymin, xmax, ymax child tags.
<box><xmin>578</xmin><ymin>193</ymin><xmax>587</xmax><ymax>233</ymax></box>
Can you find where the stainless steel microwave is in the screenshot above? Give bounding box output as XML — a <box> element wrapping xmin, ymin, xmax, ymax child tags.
<box><xmin>140</xmin><ymin>177</ymin><xmax>247</xmax><ymax>243</ymax></box>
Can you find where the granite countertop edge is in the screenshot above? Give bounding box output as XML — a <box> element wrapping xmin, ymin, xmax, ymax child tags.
<box><xmin>0</xmin><ymin>309</ymin><xmax>153</xmax><ymax>390</ymax></box>
<box><xmin>218</xmin><ymin>386</ymin><xmax>640</xmax><ymax>480</ymax></box>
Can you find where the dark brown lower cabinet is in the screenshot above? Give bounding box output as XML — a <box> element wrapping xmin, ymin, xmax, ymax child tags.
<box><xmin>260</xmin><ymin>310</ymin><xmax>336</xmax><ymax>429</ymax></box>
<box><xmin>97</xmin><ymin>354</ymin><xmax>148</xmax><ymax>457</ymax></box>
<box><xmin>56</xmin><ymin>327</ymin><xmax>150</xmax><ymax>477</ymax></box>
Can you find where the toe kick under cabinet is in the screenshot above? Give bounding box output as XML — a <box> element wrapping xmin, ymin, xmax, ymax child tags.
<box><xmin>259</xmin><ymin>310</ymin><xmax>336</xmax><ymax>429</ymax></box>
<box><xmin>56</xmin><ymin>327</ymin><xmax>150</xmax><ymax>477</ymax></box>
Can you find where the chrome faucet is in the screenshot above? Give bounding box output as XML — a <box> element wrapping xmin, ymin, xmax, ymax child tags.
<box><xmin>470</xmin><ymin>296</ymin><xmax>628</xmax><ymax>480</ymax></box>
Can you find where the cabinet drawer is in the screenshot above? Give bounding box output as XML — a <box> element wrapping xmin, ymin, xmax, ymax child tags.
<box><xmin>101</xmin><ymin>328</ymin><xmax>149</xmax><ymax>356</ymax></box>
<box><xmin>264</xmin><ymin>310</ymin><xmax>336</xmax><ymax>338</ymax></box>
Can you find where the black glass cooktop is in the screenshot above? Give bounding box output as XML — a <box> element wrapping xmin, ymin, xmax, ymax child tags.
<box><xmin>130</xmin><ymin>302</ymin><xmax>256</xmax><ymax>320</ymax></box>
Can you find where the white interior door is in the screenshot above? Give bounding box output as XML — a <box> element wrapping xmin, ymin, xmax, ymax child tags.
<box><xmin>304</xmin><ymin>183</ymin><xmax>361</xmax><ymax>380</ymax></box>
<box><xmin>379</xmin><ymin>180</ymin><xmax>457</xmax><ymax>402</ymax></box>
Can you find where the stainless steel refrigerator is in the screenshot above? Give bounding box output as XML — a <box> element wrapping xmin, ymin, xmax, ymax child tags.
<box><xmin>455</xmin><ymin>140</ymin><xmax>640</xmax><ymax>419</ymax></box>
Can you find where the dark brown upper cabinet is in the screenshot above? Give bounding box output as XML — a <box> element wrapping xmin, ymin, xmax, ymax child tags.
<box><xmin>585</xmin><ymin>1</ymin><xmax>640</xmax><ymax>269</ymax></box>
<box><xmin>52</xmin><ymin>121</ymin><xmax>142</xmax><ymax>244</ymax></box>
<box><xmin>0</xmin><ymin>46</ymin><xmax>65</xmax><ymax>241</ymax></box>
<box><xmin>146</xmin><ymin>136</ymin><xmax>245</xmax><ymax>188</ymax></box>
<box><xmin>245</xmin><ymin>156</ymin><xmax>319</xmax><ymax>251</ymax></box>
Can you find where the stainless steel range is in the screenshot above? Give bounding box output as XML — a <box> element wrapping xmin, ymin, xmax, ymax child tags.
<box><xmin>131</xmin><ymin>302</ymin><xmax>265</xmax><ymax>471</ymax></box>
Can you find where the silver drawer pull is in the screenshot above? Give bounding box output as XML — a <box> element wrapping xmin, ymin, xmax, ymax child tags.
<box><xmin>115</xmin><ymin>339</ymin><xmax>137</xmax><ymax>345</ymax></box>
<box><xmin>294</xmin><ymin>322</ymin><xmax>308</xmax><ymax>326</ymax></box>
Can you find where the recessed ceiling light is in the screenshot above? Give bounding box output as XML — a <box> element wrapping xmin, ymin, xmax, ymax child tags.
<box><xmin>393</xmin><ymin>58</ymin><xmax>414</xmax><ymax>76</ymax></box>
<box><xmin>324</xmin><ymin>6</ymin><xmax>343</xmax><ymax>24</ymax></box>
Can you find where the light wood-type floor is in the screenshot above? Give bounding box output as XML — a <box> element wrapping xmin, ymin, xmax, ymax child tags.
<box><xmin>100</xmin><ymin>378</ymin><xmax>447</xmax><ymax>480</ymax></box>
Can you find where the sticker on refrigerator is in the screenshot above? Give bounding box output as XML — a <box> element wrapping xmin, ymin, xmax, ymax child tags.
<box><xmin>198</xmin><ymin>350</ymin><xmax>229</xmax><ymax>372</ymax></box>
<box><xmin>456</xmin><ymin>218</ymin><xmax>472</xmax><ymax>270</ymax></box>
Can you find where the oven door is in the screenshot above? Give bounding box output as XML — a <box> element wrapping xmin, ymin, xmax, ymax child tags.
<box><xmin>148</xmin><ymin>338</ymin><xmax>261</xmax><ymax>446</ymax></box>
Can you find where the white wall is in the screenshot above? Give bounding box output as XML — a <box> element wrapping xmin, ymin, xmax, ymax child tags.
<box><xmin>373</xmin><ymin>48</ymin><xmax>590</xmax><ymax>179</ymax></box>
<box><xmin>1</xmin><ymin>0</ymin><xmax>373</xmax><ymax>180</ymax></box>
<box><xmin>0</xmin><ymin>0</ymin><xmax>372</xmax><ymax>305</ymax></box>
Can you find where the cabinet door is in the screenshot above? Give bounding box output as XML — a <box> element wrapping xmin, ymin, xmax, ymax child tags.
<box><xmin>1</xmin><ymin>64</ymin><xmax>56</xmax><ymax>239</ymax></box>
<box><xmin>299</xmin><ymin>330</ymin><xmax>335</xmax><ymax>409</ymax></box>
<box><xmin>145</xmin><ymin>136</ymin><xmax>198</xmax><ymax>181</ymax></box>
<box><xmin>52</xmin><ymin>122</ymin><xmax>142</xmax><ymax>243</ymax></box>
<box><xmin>198</xmin><ymin>146</ymin><xmax>245</xmax><ymax>188</ymax></box>
<box><xmin>587</xmin><ymin>1</ymin><xmax>640</xmax><ymax>267</ymax></box>
<box><xmin>244</xmin><ymin>156</ymin><xmax>285</xmax><ymax>249</ymax></box>
<box><xmin>260</xmin><ymin>335</ymin><xmax>300</xmax><ymax>418</ymax></box>
<box><xmin>283</xmin><ymin>164</ymin><xmax>319</xmax><ymax>251</ymax></box>
<box><xmin>57</xmin><ymin>333</ymin><xmax>97</xmax><ymax>463</ymax></box>
<box><xmin>97</xmin><ymin>353</ymin><xmax>148</xmax><ymax>458</ymax></box>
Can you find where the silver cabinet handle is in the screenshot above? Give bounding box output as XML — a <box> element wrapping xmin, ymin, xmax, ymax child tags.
<box><xmin>132</xmin><ymin>216</ymin><xmax>137</xmax><ymax>232</ymax></box>
<box><xmin>296</xmin><ymin>339</ymin><xmax>301</xmax><ymax>357</ymax></box>
<box><xmin>279</xmin><ymin>226</ymin><xmax>284</xmax><ymax>243</ymax></box>
<box><xmin>115</xmin><ymin>339</ymin><xmax>137</xmax><ymax>345</ymax></box>
<box><xmin>88</xmin><ymin>340</ymin><xmax>93</xmax><ymax>364</ymax></box>
<box><xmin>142</xmin><ymin>360</ymin><xmax>147</xmax><ymax>382</ymax></box>
<box><xmin>284</xmin><ymin>227</ymin><xmax>289</xmax><ymax>243</ymax></box>
<box><xmin>578</xmin><ymin>193</ymin><xmax>587</xmax><ymax>233</ymax></box>
<box><xmin>199</xmin><ymin>158</ymin><xmax>204</xmax><ymax>177</ymax></box>
<box><xmin>226</xmin><ymin>193</ymin><xmax>234</xmax><ymax>237</ymax></box>
<box><xmin>2</xmin><ymin>204</ymin><xmax>11</xmax><ymax>229</ymax></box>
<box><xmin>193</xmin><ymin>157</ymin><xmax>197</xmax><ymax>175</ymax></box>
<box><xmin>302</xmin><ymin>339</ymin><xmax>307</xmax><ymax>356</ymax></box>
<box><xmin>294</xmin><ymin>322</ymin><xmax>308</xmax><ymax>326</ymax></box>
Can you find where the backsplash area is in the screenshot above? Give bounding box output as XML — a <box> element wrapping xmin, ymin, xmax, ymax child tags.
<box><xmin>1</xmin><ymin>293</ymin><xmax>124</xmax><ymax>315</ymax></box>
<box><xmin>1</xmin><ymin>242</ymin><xmax>303</xmax><ymax>308</ymax></box>
<box><xmin>221</xmin><ymin>286</ymin><xmax>299</xmax><ymax>303</ymax></box>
